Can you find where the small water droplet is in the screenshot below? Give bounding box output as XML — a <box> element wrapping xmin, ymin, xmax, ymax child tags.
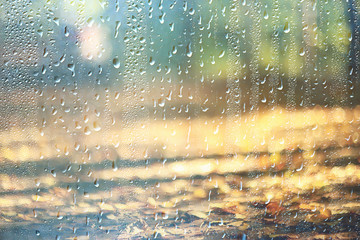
<box><xmin>299</xmin><ymin>47</ymin><xmax>305</xmax><ymax>56</ymax></box>
<box><xmin>84</xmin><ymin>127</ymin><xmax>91</xmax><ymax>135</ymax></box>
<box><xmin>93</xmin><ymin>121</ymin><xmax>101</xmax><ymax>131</ymax></box>
<box><xmin>186</xmin><ymin>43</ymin><xmax>193</xmax><ymax>57</ymax></box>
<box><xmin>94</xmin><ymin>179</ymin><xmax>99</xmax><ymax>187</ymax></box>
<box><xmin>263</xmin><ymin>10</ymin><xmax>269</xmax><ymax>19</ymax></box>
<box><xmin>284</xmin><ymin>22</ymin><xmax>290</xmax><ymax>33</ymax></box>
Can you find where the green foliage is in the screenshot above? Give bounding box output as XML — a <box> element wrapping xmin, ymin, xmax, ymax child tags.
<box><xmin>20</xmin><ymin>0</ymin><xmax>355</xmax><ymax>83</ymax></box>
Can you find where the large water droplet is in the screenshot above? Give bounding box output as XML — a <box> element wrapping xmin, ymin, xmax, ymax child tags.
<box><xmin>113</xmin><ymin>57</ymin><xmax>120</xmax><ymax>68</ymax></box>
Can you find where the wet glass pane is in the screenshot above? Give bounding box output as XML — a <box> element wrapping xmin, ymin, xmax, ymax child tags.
<box><xmin>0</xmin><ymin>0</ymin><xmax>359</xmax><ymax>239</ymax></box>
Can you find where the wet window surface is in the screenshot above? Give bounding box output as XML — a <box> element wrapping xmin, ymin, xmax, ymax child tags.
<box><xmin>0</xmin><ymin>0</ymin><xmax>359</xmax><ymax>239</ymax></box>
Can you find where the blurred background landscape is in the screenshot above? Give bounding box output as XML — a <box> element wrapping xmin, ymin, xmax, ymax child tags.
<box><xmin>0</xmin><ymin>0</ymin><xmax>360</xmax><ymax>239</ymax></box>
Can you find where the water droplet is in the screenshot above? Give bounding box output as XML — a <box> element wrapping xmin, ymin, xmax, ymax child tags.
<box><xmin>186</xmin><ymin>43</ymin><xmax>193</xmax><ymax>57</ymax></box>
<box><xmin>84</xmin><ymin>127</ymin><xmax>91</xmax><ymax>135</ymax></box>
<box><xmin>94</xmin><ymin>179</ymin><xmax>99</xmax><ymax>187</ymax></box>
<box><xmin>113</xmin><ymin>57</ymin><xmax>120</xmax><ymax>68</ymax></box>
<box><xmin>93</xmin><ymin>121</ymin><xmax>101</xmax><ymax>131</ymax></box>
<box><xmin>264</xmin><ymin>10</ymin><xmax>269</xmax><ymax>19</ymax></box>
<box><xmin>284</xmin><ymin>22</ymin><xmax>290</xmax><ymax>33</ymax></box>
<box><xmin>299</xmin><ymin>47</ymin><xmax>305</xmax><ymax>56</ymax></box>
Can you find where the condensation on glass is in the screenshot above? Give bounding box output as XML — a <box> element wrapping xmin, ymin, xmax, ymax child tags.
<box><xmin>0</xmin><ymin>0</ymin><xmax>359</xmax><ymax>239</ymax></box>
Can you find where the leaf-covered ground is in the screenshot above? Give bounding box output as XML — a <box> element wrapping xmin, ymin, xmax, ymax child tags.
<box><xmin>0</xmin><ymin>106</ymin><xmax>360</xmax><ymax>239</ymax></box>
